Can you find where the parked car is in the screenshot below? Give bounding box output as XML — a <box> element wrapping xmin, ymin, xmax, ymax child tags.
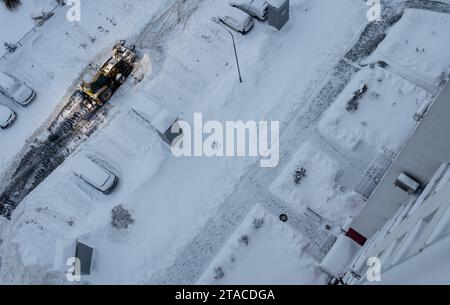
<box><xmin>230</xmin><ymin>0</ymin><xmax>268</xmax><ymax>20</ymax></box>
<box><xmin>219</xmin><ymin>6</ymin><xmax>254</xmax><ymax>33</ymax></box>
<box><xmin>0</xmin><ymin>72</ymin><xmax>36</xmax><ymax>106</ymax></box>
<box><xmin>0</xmin><ymin>104</ymin><xmax>16</xmax><ymax>129</ymax></box>
<box><xmin>73</xmin><ymin>156</ymin><xmax>118</xmax><ymax>194</ymax></box>
<box><xmin>132</xmin><ymin>97</ymin><xmax>183</xmax><ymax>146</ymax></box>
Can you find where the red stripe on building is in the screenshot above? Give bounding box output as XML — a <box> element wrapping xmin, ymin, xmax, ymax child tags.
<box><xmin>346</xmin><ymin>228</ymin><xmax>367</xmax><ymax>246</ymax></box>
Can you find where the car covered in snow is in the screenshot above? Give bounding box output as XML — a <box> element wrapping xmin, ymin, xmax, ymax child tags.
<box><xmin>0</xmin><ymin>104</ymin><xmax>16</xmax><ymax>129</ymax></box>
<box><xmin>219</xmin><ymin>6</ymin><xmax>254</xmax><ymax>33</ymax></box>
<box><xmin>132</xmin><ymin>97</ymin><xmax>183</xmax><ymax>146</ymax></box>
<box><xmin>230</xmin><ymin>0</ymin><xmax>268</xmax><ymax>20</ymax></box>
<box><xmin>73</xmin><ymin>156</ymin><xmax>118</xmax><ymax>194</ymax></box>
<box><xmin>0</xmin><ymin>72</ymin><xmax>36</xmax><ymax>106</ymax></box>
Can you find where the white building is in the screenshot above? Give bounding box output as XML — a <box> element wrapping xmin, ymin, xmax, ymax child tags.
<box><xmin>322</xmin><ymin>81</ymin><xmax>450</xmax><ymax>284</ymax></box>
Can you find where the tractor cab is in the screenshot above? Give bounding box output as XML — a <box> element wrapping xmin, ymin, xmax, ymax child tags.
<box><xmin>77</xmin><ymin>40</ymin><xmax>136</xmax><ymax>112</ymax></box>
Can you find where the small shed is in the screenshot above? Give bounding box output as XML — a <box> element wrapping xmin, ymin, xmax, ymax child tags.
<box><xmin>267</xmin><ymin>0</ymin><xmax>289</xmax><ymax>30</ymax></box>
<box><xmin>53</xmin><ymin>239</ymin><xmax>94</xmax><ymax>276</ymax></box>
<box><xmin>75</xmin><ymin>242</ymin><xmax>94</xmax><ymax>275</ymax></box>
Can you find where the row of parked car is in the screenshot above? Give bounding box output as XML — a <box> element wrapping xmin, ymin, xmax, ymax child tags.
<box><xmin>219</xmin><ymin>0</ymin><xmax>269</xmax><ymax>33</ymax></box>
<box><xmin>0</xmin><ymin>72</ymin><xmax>36</xmax><ymax>129</ymax></box>
<box><xmin>72</xmin><ymin>96</ymin><xmax>183</xmax><ymax>194</ymax></box>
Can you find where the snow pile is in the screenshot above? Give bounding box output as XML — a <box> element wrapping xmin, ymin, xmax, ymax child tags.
<box><xmin>366</xmin><ymin>9</ymin><xmax>450</xmax><ymax>85</ymax></box>
<box><xmin>270</xmin><ymin>141</ymin><xmax>364</xmax><ymax>221</ymax></box>
<box><xmin>318</xmin><ymin>67</ymin><xmax>430</xmax><ymax>155</ymax></box>
<box><xmin>197</xmin><ymin>204</ymin><xmax>326</xmax><ymax>285</ymax></box>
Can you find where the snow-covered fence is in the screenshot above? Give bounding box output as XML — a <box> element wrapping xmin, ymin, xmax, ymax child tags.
<box><xmin>0</xmin><ymin>2</ymin><xmax>63</xmax><ymax>62</ymax></box>
<box><xmin>356</xmin><ymin>150</ymin><xmax>395</xmax><ymax>199</ymax></box>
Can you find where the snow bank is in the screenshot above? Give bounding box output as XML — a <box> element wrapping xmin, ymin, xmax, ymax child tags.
<box><xmin>318</xmin><ymin>67</ymin><xmax>430</xmax><ymax>155</ymax></box>
<box><xmin>197</xmin><ymin>204</ymin><xmax>326</xmax><ymax>285</ymax></box>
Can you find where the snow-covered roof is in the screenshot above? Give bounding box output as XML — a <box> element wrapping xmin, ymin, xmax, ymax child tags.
<box><xmin>0</xmin><ymin>104</ymin><xmax>13</xmax><ymax>123</ymax></box>
<box><xmin>320</xmin><ymin>235</ymin><xmax>361</xmax><ymax>278</ymax></box>
<box><xmin>0</xmin><ymin>72</ymin><xmax>17</xmax><ymax>92</ymax></box>
<box><xmin>230</xmin><ymin>0</ymin><xmax>268</xmax><ymax>8</ymax></box>
<box><xmin>72</xmin><ymin>156</ymin><xmax>110</xmax><ymax>187</ymax></box>
<box><xmin>267</xmin><ymin>0</ymin><xmax>287</xmax><ymax>9</ymax></box>
<box><xmin>132</xmin><ymin>97</ymin><xmax>163</xmax><ymax>121</ymax></box>
<box><xmin>223</xmin><ymin>6</ymin><xmax>252</xmax><ymax>24</ymax></box>
<box><xmin>131</xmin><ymin>96</ymin><xmax>178</xmax><ymax>134</ymax></box>
<box><xmin>53</xmin><ymin>239</ymin><xmax>76</xmax><ymax>272</ymax></box>
<box><xmin>151</xmin><ymin>109</ymin><xmax>178</xmax><ymax>134</ymax></box>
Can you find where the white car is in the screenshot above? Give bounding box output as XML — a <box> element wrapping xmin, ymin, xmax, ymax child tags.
<box><xmin>219</xmin><ymin>6</ymin><xmax>254</xmax><ymax>33</ymax></box>
<box><xmin>132</xmin><ymin>97</ymin><xmax>183</xmax><ymax>145</ymax></box>
<box><xmin>73</xmin><ymin>156</ymin><xmax>118</xmax><ymax>194</ymax></box>
<box><xmin>0</xmin><ymin>104</ymin><xmax>16</xmax><ymax>129</ymax></box>
<box><xmin>230</xmin><ymin>0</ymin><xmax>268</xmax><ymax>20</ymax></box>
<box><xmin>0</xmin><ymin>72</ymin><xmax>36</xmax><ymax>106</ymax></box>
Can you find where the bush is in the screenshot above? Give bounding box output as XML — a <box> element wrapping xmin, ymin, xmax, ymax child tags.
<box><xmin>293</xmin><ymin>167</ymin><xmax>307</xmax><ymax>185</ymax></box>
<box><xmin>346</xmin><ymin>84</ymin><xmax>368</xmax><ymax>113</ymax></box>
<box><xmin>239</xmin><ymin>235</ymin><xmax>249</xmax><ymax>246</ymax></box>
<box><xmin>252</xmin><ymin>218</ymin><xmax>264</xmax><ymax>229</ymax></box>
<box><xmin>2</xmin><ymin>0</ymin><xmax>22</xmax><ymax>10</ymax></box>
<box><xmin>111</xmin><ymin>205</ymin><xmax>134</xmax><ymax>229</ymax></box>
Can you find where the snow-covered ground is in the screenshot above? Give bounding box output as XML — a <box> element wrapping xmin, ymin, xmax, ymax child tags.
<box><xmin>1</xmin><ymin>0</ymin><xmax>369</xmax><ymax>284</ymax></box>
<box><xmin>365</xmin><ymin>9</ymin><xmax>450</xmax><ymax>86</ymax></box>
<box><xmin>0</xmin><ymin>0</ymin><xmax>56</xmax><ymax>46</ymax></box>
<box><xmin>1</xmin><ymin>0</ymin><xmax>450</xmax><ymax>285</ymax></box>
<box><xmin>197</xmin><ymin>204</ymin><xmax>327</xmax><ymax>285</ymax></box>
<box><xmin>270</xmin><ymin>140</ymin><xmax>364</xmax><ymax>223</ymax></box>
<box><xmin>0</xmin><ymin>0</ymin><xmax>165</xmax><ymax>177</ymax></box>
<box><xmin>318</xmin><ymin>66</ymin><xmax>431</xmax><ymax>155</ymax></box>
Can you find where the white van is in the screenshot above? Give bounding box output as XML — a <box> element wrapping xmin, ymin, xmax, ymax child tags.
<box><xmin>219</xmin><ymin>6</ymin><xmax>254</xmax><ymax>33</ymax></box>
<box><xmin>73</xmin><ymin>156</ymin><xmax>118</xmax><ymax>194</ymax></box>
<box><xmin>230</xmin><ymin>0</ymin><xmax>268</xmax><ymax>20</ymax></box>
<box><xmin>0</xmin><ymin>72</ymin><xmax>36</xmax><ymax>106</ymax></box>
<box><xmin>132</xmin><ymin>98</ymin><xmax>183</xmax><ymax>145</ymax></box>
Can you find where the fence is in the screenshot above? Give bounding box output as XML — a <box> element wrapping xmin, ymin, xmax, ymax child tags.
<box><xmin>355</xmin><ymin>150</ymin><xmax>396</xmax><ymax>200</ymax></box>
<box><xmin>0</xmin><ymin>2</ymin><xmax>63</xmax><ymax>62</ymax></box>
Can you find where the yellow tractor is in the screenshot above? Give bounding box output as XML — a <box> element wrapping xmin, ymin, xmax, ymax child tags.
<box><xmin>77</xmin><ymin>40</ymin><xmax>137</xmax><ymax>112</ymax></box>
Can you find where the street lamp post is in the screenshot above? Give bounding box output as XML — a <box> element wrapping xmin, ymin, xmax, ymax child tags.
<box><xmin>211</xmin><ymin>18</ymin><xmax>243</xmax><ymax>83</ymax></box>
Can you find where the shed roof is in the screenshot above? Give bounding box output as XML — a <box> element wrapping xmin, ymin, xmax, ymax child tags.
<box><xmin>75</xmin><ymin>242</ymin><xmax>93</xmax><ymax>275</ymax></box>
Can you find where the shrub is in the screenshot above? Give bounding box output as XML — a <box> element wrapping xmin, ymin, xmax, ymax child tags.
<box><xmin>111</xmin><ymin>205</ymin><xmax>134</xmax><ymax>229</ymax></box>
<box><xmin>2</xmin><ymin>0</ymin><xmax>22</xmax><ymax>10</ymax></box>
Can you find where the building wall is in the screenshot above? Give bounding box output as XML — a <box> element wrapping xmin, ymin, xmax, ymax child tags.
<box><xmin>351</xmin><ymin>81</ymin><xmax>450</xmax><ymax>239</ymax></box>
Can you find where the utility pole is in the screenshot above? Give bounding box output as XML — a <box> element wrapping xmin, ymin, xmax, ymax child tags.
<box><xmin>211</xmin><ymin>18</ymin><xmax>243</xmax><ymax>83</ymax></box>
